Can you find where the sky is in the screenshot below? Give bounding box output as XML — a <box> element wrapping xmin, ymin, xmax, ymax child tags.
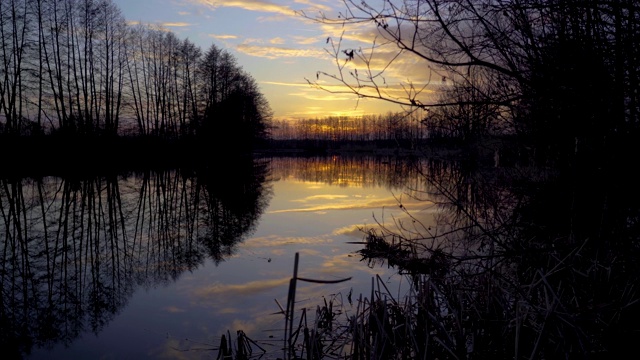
<box><xmin>111</xmin><ymin>0</ymin><xmax>426</xmax><ymax>121</ymax></box>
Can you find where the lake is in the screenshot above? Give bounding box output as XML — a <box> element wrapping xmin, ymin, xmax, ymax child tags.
<box><xmin>4</xmin><ymin>153</ymin><xmax>639</xmax><ymax>359</ymax></box>
<box><xmin>1</xmin><ymin>155</ymin><xmax>434</xmax><ymax>359</ymax></box>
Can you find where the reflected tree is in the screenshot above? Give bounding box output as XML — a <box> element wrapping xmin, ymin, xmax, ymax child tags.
<box><xmin>0</xmin><ymin>158</ymin><xmax>272</xmax><ymax>357</ymax></box>
<box><xmin>194</xmin><ymin>157</ymin><xmax>271</xmax><ymax>262</ymax></box>
<box><xmin>267</xmin><ymin>154</ymin><xmax>427</xmax><ymax>189</ymax></box>
<box><xmin>359</xmin><ymin>159</ymin><xmax>640</xmax><ymax>358</ymax></box>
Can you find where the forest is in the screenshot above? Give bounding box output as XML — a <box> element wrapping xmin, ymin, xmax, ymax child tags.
<box><xmin>0</xmin><ymin>0</ymin><xmax>272</xmax><ymax>165</ymax></box>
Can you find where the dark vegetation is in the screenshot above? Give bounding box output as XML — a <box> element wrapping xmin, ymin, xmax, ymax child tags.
<box><xmin>303</xmin><ymin>0</ymin><xmax>640</xmax><ymax>170</ymax></box>
<box><xmin>0</xmin><ymin>157</ymin><xmax>273</xmax><ymax>358</ymax></box>
<box><xmin>242</xmin><ymin>1</ymin><xmax>640</xmax><ymax>359</ymax></box>
<box><xmin>2</xmin><ymin>0</ymin><xmax>640</xmax><ymax>358</ymax></box>
<box><xmin>0</xmin><ymin>0</ymin><xmax>272</xmax><ymax>168</ymax></box>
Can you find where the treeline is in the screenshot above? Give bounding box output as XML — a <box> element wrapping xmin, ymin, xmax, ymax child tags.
<box><xmin>270</xmin><ymin>111</ymin><xmax>427</xmax><ymax>143</ymax></box>
<box><xmin>306</xmin><ymin>1</ymin><xmax>640</xmax><ymax>167</ymax></box>
<box><xmin>0</xmin><ymin>0</ymin><xmax>271</xmax><ymax>146</ymax></box>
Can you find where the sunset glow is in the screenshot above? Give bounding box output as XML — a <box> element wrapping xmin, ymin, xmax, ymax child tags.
<box><xmin>112</xmin><ymin>0</ymin><xmax>436</xmax><ymax>121</ymax></box>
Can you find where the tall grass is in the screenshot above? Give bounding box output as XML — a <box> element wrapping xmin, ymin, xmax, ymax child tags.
<box><xmin>212</xmin><ymin>223</ymin><xmax>639</xmax><ymax>359</ymax></box>
<box><xmin>210</xmin><ymin>251</ymin><xmax>451</xmax><ymax>360</ymax></box>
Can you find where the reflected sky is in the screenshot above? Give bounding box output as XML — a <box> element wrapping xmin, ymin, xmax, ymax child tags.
<box><xmin>26</xmin><ymin>160</ymin><xmax>435</xmax><ymax>360</ymax></box>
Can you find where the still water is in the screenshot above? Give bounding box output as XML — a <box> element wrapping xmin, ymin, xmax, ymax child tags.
<box><xmin>1</xmin><ymin>155</ymin><xmax>434</xmax><ymax>359</ymax></box>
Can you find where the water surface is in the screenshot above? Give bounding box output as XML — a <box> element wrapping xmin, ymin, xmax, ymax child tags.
<box><xmin>1</xmin><ymin>155</ymin><xmax>432</xmax><ymax>359</ymax></box>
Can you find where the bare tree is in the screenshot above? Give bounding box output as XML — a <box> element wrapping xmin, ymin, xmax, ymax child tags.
<box><xmin>197</xmin><ymin>43</ymin><xmax>272</xmax><ymax>147</ymax></box>
<box><xmin>302</xmin><ymin>0</ymin><xmax>640</xmax><ymax>159</ymax></box>
<box><xmin>0</xmin><ymin>0</ymin><xmax>272</xmax><ymax>146</ymax></box>
<box><xmin>0</xmin><ymin>0</ymin><xmax>31</xmax><ymax>135</ymax></box>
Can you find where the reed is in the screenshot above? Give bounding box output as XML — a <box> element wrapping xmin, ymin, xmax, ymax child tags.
<box><xmin>215</xmin><ymin>252</ymin><xmax>353</xmax><ymax>359</ymax></box>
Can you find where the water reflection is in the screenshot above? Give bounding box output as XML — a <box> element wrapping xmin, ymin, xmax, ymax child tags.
<box><xmin>267</xmin><ymin>154</ymin><xmax>427</xmax><ymax>189</ymax></box>
<box><xmin>0</xmin><ymin>158</ymin><xmax>271</xmax><ymax>358</ymax></box>
<box><xmin>0</xmin><ymin>154</ymin><xmax>433</xmax><ymax>358</ymax></box>
<box><xmin>360</xmin><ymin>158</ymin><xmax>640</xmax><ymax>358</ymax></box>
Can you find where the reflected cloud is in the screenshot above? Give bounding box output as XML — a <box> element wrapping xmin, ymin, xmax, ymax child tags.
<box><xmin>164</xmin><ymin>306</ymin><xmax>187</xmax><ymax>313</ymax></box>
<box><xmin>279</xmin><ymin>254</ymin><xmax>388</xmax><ymax>304</ymax></box>
<box><xmin>243</xmin><ymin>235</ymin><xmax>335</xmax><ymax>248</ymax></box>
<box><xmin>155</xmin><ymin>338</ymin><xmax>205</xmax><ymax>360</ymax></box>
<box><xmin>194</xmin><ymin>277</ymin><xmax>290</xmax><ymax>298</ymax></box>
<box><xmin>298</xmin><ymin>248</ymin><xmax>322</xmax><ymax>257</ymax></box>
<box><xmin>219</xmin><ymin>310</ymin><xmax>287</xmax><ymax>342</ymax></box>
<box><xmin>269</xmin><ymin>196</ymin><xmax>416</xmax><ymax>213</ymax></box>
<box><xmin>225</xmin><ymin>319</ymin><xmax>260</xmax><ymax>336</ymax></box>
<box><xmin>315</xmin><ymin>253</ymin><xmax>381</xmax><ymax>279</ymax></box>
<box><xmin>292</xmin><ymin>194</ymin><xmax>349</xmax><ymax>202</ymax></box>
<box><xmin>333</xmin><ymin>224</ymin><xmax>374</xmax><ymax>238</ymax></box>
<box><xmin>218</xmin><ymin>307</ymin><xmax>242</xmax><ymax>314</ymax></box>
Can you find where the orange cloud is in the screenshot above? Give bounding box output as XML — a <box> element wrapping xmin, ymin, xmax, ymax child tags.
<box><xmin>269</xmin><ymin>37</ymin><xmax>286</xmax><ymax>45</ymax></box>
<box><xmin>293</xmin><ymin>0</ymin><xmax>332</xmax><ymax>12</ymax></box>
<box><xmin>195</xmin><ymin>0</ymin><xmax>295</xmax><ymax>16</ymax></box>
<box><xmin>194</xmin><ymin>277</ymin><xmax>291</xmax><ymax>298</ymax></box>
<box><xmin>237</xmin><ymin>44</ymin><xmax>326</xmax><ymax>59</ymax></box>
<box><xmin>161</xmin><ymin>22</ymin><xmax>193</xmax><ymax>27</ymax></box>
<box><xmin>209</xmin><ymin>34</ymin><xmax>239</xmax><ymax>39</ymax></box>
<box><xmin>292</xmin><ymin>194</ymin><xmax>350</xmax><ymax>202</ymax></box>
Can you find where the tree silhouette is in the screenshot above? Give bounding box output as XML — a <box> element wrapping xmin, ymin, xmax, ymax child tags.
<box><xmin>302</xmin><ymin>0</ymin><xmax>640</xmax><ymax>164</ymax></box>
<box><xmin>0</xmin><ymin>0</ymin><xmax>272</xmax><ymax>156</ymax></box>
<box><xmin>197</xmin><ymin>44</ymin><xmax>272</xmax><ymax>149</ymax></box>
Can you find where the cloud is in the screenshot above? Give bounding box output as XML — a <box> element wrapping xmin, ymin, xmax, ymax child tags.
<box><xmin>209</xmin><ymin>34</ymin><xmax>239</xmax><ymax>39</ymax></box>
<box><xmin>160</xmin><ymin>22</ymin><xmax>193</xmax><ymax>27</ymax></box>
<box><xmin>195</xmin><ymin>0</ymin><xmax>296</xmax><ymax>16</ymax></box>
<box><xmin>289</xmin><ymin>91</ymin><xmax>352</xmax><ymax>101</ymax></box>
<box><xmin>293</xmin><ymin>0</ymin><xmax>332</xmax><ymax>12</ymax></box>
<box><xmin>236</xmin><ymin>44</ymin><xmax>326</xmax><ymax>59</ymax></box>
<box><xmin>269</xmin><ymin>37</ymin><xmax>286</xmax><ymax>45</ymax></box>
<box><xmin>262</xmin><ymin>81</ymin><xmax>314</xmax><ymax>87</ymax></box>
<box><xmin>282</xmin><ymin>108</ymin><xmax>369</xmax><ymax>119</ymax></box>
<box><xmin>291</xmin><ymin>35</ymin><xmax>321</xmax><ymax>45</ymax></box>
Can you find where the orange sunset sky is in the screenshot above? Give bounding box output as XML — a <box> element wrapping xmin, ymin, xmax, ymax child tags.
<box><xmin>112</xmin><ymin>0</ymin><xmax>440</xmax><ymax>121</ymax></box>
